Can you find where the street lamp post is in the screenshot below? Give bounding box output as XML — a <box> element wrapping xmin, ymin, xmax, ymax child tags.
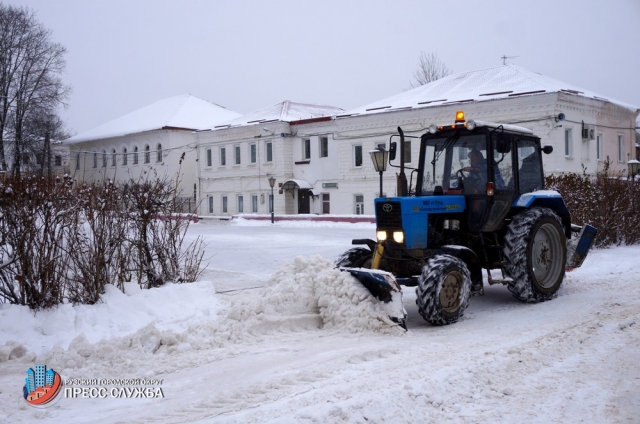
<box><xmin>628</xmin><ymin>159</ymin><xmax>640</xmax><ymax>182</ymax></box>
<box><xmin>268</xmin><ymin>175</ymin><xmax>276</xmax><ymax>223</ymax></box>
<box><xmin>369</xmin><ymin>147</ymin><xmax>389</xmax><ymax>197</ymax></box>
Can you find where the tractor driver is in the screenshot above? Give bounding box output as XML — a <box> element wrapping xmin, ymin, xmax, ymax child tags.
<box><xmin>461</xmin><ymin>149</ymin><xmax>487</xmax><ymax>193</ymax></box>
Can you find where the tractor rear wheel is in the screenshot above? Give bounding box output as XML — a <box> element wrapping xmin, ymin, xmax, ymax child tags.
<box><xmin>503</xmin><ymin>207</ymin><xmax>566</xmax><ymax>302</ymax></box>
<box><xmin>335</xmin><ymin>247</ymin><xmax>372</xmax><ymax>268</ymax></box>
<box><xmin>416</xmin><ymin>254</ymin><xmax>471</xmax><ymax>325</ymax></box>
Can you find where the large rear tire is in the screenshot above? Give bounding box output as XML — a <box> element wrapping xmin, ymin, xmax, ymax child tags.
<box><xmin>503</xmin><ymin>207</ymin><xmax>567</xmax><ymax>302</ymax></box>
<box><xmin>416</xmin><ymin>254</ymin><xmax>471</xmax><ymax>325</ymax></box>
<box><xmin>335</xmin><ymin>247</ymin><xmax>372</xmax><ymax>268</ymax></box>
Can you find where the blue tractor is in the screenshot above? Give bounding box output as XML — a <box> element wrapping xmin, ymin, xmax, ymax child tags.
<box><xmin>337</xmin><ymin>111</ymin><xmax>596</xmax><ymax>328</ymax></box>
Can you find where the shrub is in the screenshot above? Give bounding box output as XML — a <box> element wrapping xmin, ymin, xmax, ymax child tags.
<box><xmin>546</xmin><ymin>160</ymin><xmax>640</xmax><ymax>248</ymax></box>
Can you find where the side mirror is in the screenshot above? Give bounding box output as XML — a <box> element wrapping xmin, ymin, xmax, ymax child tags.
<box><xmin>389</xmin><ymin>142</ymin><xmax>397</xmax><ymax>161</ymax></box>
<box><xmin>542</xmin><ymin>145</ymin><xmax>553</xmax><ymax>154</ymax></box>
<box><xmin>494</xmin><ymin>134</ymin><xmax>511</xmax><ymax>154</ymax></box>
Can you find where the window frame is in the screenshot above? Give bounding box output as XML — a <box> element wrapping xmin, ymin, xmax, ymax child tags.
<box><xmin>206</xmin><ymin>148</ymin><xmax>212</xmax><ymax>167</ymax></box>
<box><xmin>354</xmin><ymin>144</ymin><xmax>363</xmax><ymax>167</ymax></box>
<box><xmin>250</xmin><ymin>143</ymin><xmax>257</xmax><ymax>164</ymax></box>
<box><xmin>618</xmin><ymin>133</ymin><xmax>625</xmax><ymax>163</ymax></box>
<box><xmin>144</xmin><ymin>145</ymin><xmax>151</xmax><ymax>164</ymax></box>
<box><xmin>303</xmin><ymin>139</ymin><xmax>311</xmax><ymax>160</ymax></box>
<box><xmin>220</xmin><ymin>147</ymin><xmax>226</xmax><ymax>166</ymax></box>
<box><xmin>156</xmin><ymin>143</ymin><xmax>163</xmax><ymax>163</ymax></box>
<box><xmin>266</xmin><ymin>141</ymin><xmax>273</xmax><ymax>162</ymax></box>
<box><xmin>234</xmin><ymin>145</ymin><xmax>241</xmax><ymax>165</ymax></box>
<box><xmin>596</xmin><ymin>132</ymin><xmax>603</xmax><ymax>161</ymax></box>
<box><xmin>237</xmin><ymin>195</ymin><xmax>244</xmax><ymax>213</ymax></box>
<box><xmin>251</xmin><ymin>194</ymin><xmax>258</xmax><ymax>213</ymax></box>
<box><xmin>320</xmin><ymin>136</ymin><xmax>328</xmax><ymax>158</ymax></box>
<box><xmin>564</xmin><ymin>128</ymin><xmax>573</xmax><ymax>158</ymax></box>
<box><xmin>122</xmin><ymin>147</ymin><xmax>128</xmax><ymax>166</ymax></box>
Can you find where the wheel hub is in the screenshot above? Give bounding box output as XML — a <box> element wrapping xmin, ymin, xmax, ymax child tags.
<box><xmin>440</xmin><ymin>271</ymin><xmax>462</xmax><ymax>313</ymax></box>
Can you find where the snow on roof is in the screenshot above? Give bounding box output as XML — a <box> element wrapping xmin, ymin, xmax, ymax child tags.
<box><xmin>209</xmin><ymin>100</ymin><xmax>344</xmax><ymax>130</ymax></box>
<box><xmin>344</xmin><ymin>65</ymin><xmax>639</xmax><ymax>118</ymax></box>
<box><xmin>66</xmin><ymin>94</ymin><xmax>241</xmax><ymax>144</ymax></box>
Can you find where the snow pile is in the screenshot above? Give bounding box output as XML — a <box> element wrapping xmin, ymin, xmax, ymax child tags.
<box><xmin>260</xmin><ymin>256</ymin><xmax>405</xmax><ymax>335</ymax></box>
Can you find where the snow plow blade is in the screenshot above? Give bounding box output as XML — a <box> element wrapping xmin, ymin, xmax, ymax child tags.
<box><xmin>339</xmin><ymin>267</ymin><xmax>407</xmax><ymax>330</ymax></box>
<box><xmin>567</xmin><ymin>224</ymin><xmax>598</xmax><ymax>269</ymax></box>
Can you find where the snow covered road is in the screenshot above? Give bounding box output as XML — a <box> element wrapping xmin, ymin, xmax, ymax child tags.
<box><xmin>1</xmin><ymin>219</ymin><xmax>639</xmax><ymax>423</ymax></box>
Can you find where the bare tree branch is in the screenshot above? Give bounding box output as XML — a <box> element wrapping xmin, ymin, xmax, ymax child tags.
<box><xmin>410</xmin><ymin>51</ymin><xmax>451</xmax><ymax>88</ymax></box>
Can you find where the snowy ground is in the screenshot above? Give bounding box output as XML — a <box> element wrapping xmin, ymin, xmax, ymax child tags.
<box><xmin>1</xmin><ymin>218</ymin><xmax>639</xmax><ymax>423</ymax></box>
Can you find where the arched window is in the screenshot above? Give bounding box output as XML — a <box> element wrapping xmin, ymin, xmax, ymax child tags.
<box><xmin>101</xmin><ymin>150</ymin><xmax>107</xmax><ymax>167</ymax></box>
<box><xmin>93</xmin><ymin>152</ymin><xmax>97</xmax><ymax>168</ymax></box>
<box><xmin>122</xmin><ymin>147</ymin><xmax>128</xmax><ymax>166</ymax></box>
<box><xmin>156</xmin><ymin>143</ymin><xmax>162</xmax><ymax>163</ymax></box>
<box><xmin>76</xmin><ymin>153</ymin><xmax>80</xmax><ymax>170</ymax></box>
<box><xmin>111</xmin><ymin>148</ymin><xmax>117</xmax><ymax>167</ymax></box>
<box><xmin>133</xmin><ymin>146</ymin><xmax>139</xmax><ymax>165</ymax></box>
<box><xmin>144</xmin><ymin>145</ymin><xmax>150</xmax><ymax>164</ymax></box>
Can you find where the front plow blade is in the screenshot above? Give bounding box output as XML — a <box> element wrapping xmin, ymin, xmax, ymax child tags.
<box><xmin>339</xmin><ymin>267</ymin><xmax>407</xmax><ymax>330</ymax></box>
<box><xmin>567</xmin><ymin>224</ymin><xmax>598</xmax><ymax>269</ymax></box>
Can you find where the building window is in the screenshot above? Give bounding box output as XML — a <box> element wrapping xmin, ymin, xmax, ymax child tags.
<box><xmin>75</xmin><ymin>153</ymin><xmax>80</xmax><ymax>170</ymax></box>
<box><xmin>156</xmin><ymin>144</ymin><xmax>162</xmax><ymax>163</ymax></box>
<box><xmin>220</xmin><ymin>147</ymin><xmax>226</xmax><ymax>166</ymax></box>
<box><xmin>618</xmin><ymin>134</ymin><xmax>624</xmax><ymax>163</ymax></box>
<box><xmin>234</xmin><ymin>145</ymin><xmax>241</xmax><ymax>165</ymax></box>
<box><xmin>355</xmin><ymin>195</ymin><xmax>364</xmax><ymax>215</ymax></box>
<box><xmin>208</xmin><ymin>196</ymin><xmax>214</xmax><ymax>214</ymax></box>
<box><xmin>122</xmin><ymin>147</ymin><xmax>128</xmax><ymax>166</ymax></box>
<box><xmin>596</xmin><ymin>133</ymin><xmax>603</xmax><ymax>161</ymax></box>
<box><xmin>322</xmin><ymin>193</ymin><xmax>330</xmax><ymax>214</ymax></box>
<box><xmin>133</xmin><ymin>146</ymin><xmax>139</xmax><ymax>165</ymax></box>
<box><xmin>102</xmin><ymin>150</ymin><xmax>107</xmax><ymax>167</ymax></box>
<box><xmin>54</xmin><ymin>155</ymin><xmax>62</xmax><ymax>167</ymax></box>
<box><xmin>354</xmin><ymin>145</ymin><xmax>363</xmax><ymax>167</ymax></box>
<box><xmin>564</xmin><ymin>129</ymin><xmax>573</xmax><ymax>158</ymax></box>
<box><xmin>111</xmin><ymin>148</ymin><xmax>117</xmax><ymax>167</ymax></box>
<box><xmin>237</xmin><ymin>195</ymin><xmax>244</xmax><ymax>213</ymax></box>
<box><xmin>92</xmin><ymin>152</ymin><xmax>97</xmax><ymax>168</ymax></box>
<box><xmin>206</xmin><ymin>148</ymin><xmax>212</xmax><ymax>167</ymax></box>
<box><xmin>266</xmin><ymin>141</ymin><xmax>273</xmax><ymax>162</ymax></box>
<box><xmin>404</xmin><ymin>140</ymin><xmax>412</xmax><ymax>163</ymax></box>
<box><xmin>251</xmin><ymin>194</ymin><xmax>258</xmax><ymax>213</ymax></box>
<box><xmin>250</xmin><ymin>143</ymin><xmax>257</xmax><ymax>164</ymax></box>
<box><xmin>303</xmin><ymin>139</ymin><xmax>311</xmax><ymax>160</ymax></box>
<box><xmin>222</xmin><ymin>196</ymin><xmax>228</xmax><ymax>213</ymax></box>
<box><xmin>320</xmin><ymin>137</ymin><xmax>328</xmax><ymax>158</ymax></box>
<box><xmin>144</xmin><ymin>145</ymin><xmax>150</xmax><ymax>164</ymax></box>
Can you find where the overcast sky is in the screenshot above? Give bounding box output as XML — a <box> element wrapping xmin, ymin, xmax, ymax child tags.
<box><xmin>6</xmin><ymin>0</ymin><xmax>640</xmax><ymax>136</ymax></box>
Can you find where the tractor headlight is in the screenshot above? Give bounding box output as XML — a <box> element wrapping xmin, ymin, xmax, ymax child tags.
<box><xmin>466</xmin><ymin>119</ymin><xmax>476</xmax><ymax>130</ymax></box>
<box><xmin>428</xmin><ymin>124</ymin><xmax>438</xmax><ymax>134</ymax></box>
<box><xmin>392</xmin><ymin>231</ymin><xmax>404</xmax><ymax>243</ymax></box>
<box><xmin>443</xmin><ymin>219</ymin><xmax>460</xmax><ymax>231</ymax></box>
<box><xmin>376</xmin><ymin>230</ymin><xmax>387</xmax><ymax>241</ymax></box>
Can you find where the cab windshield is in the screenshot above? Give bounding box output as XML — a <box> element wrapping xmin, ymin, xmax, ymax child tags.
<box><xmin>420</xmin><ymin>134</ymin><xmax>488</xmax><ymax>195</ymax></box>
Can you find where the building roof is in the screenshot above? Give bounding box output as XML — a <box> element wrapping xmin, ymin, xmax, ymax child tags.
<box><xmin>66</xmin><ymin>94</ymin><xmax>241</xmax><ymax>144</ymax></box>
<box><xmin>343</xmin><ymin>65</ymin><xmax>639</xmax><ymax>118</ymax></box>
<box><xmin>208</xmin><ymin>100</ymin><xmax>344</xmax><ymax>129</ymax></box>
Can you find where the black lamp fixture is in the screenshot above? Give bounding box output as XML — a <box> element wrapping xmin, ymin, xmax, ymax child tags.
<box><xmin>369</xmin><ymin>147</ymin><xmax>389</xmax><ymax>197</ymax></box>
<box><xmin>628</xmin><ymin>159</ymin><xmax>640</xmax><ymax>182</ymax></box>
<box><xmin>268</xmin><ymin>175</ymin><xmax>276</xmax><ymax>223</ymax></box>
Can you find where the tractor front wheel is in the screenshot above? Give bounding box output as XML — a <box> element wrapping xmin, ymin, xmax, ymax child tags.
<box><xmin>416</xmin><ymin>254</ymin><xmax>471</xmax><ymax>325</ymax></box>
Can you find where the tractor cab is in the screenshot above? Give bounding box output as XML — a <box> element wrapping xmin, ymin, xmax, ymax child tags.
<box><xmin>415</xmin><ymin>112</ymin><xmax>548</xmax><ymax>233</ymax></box>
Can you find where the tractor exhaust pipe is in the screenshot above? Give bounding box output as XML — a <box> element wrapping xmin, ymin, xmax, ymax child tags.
<box><xmin>397</xmin><ymin>127</ymin><xmax>408</xmax><ymax>196</ymax></box>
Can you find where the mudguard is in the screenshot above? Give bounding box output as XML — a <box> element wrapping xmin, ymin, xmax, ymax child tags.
<box><xmin>339</xmin><ymin>267</ymin><xmax>407</xmax><ymax>329</ymax></box>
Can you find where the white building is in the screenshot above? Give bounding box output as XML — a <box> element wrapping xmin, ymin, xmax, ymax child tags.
<box><xmin>65</xmin><ymin>94</ymin><xmax>240</xmax><ymax>204</ymax></box>
<box><xmin>195</xmin><ymin>101</ymin><xmax>344</xmax><ymax>217</ymax></box>
<box><xmin>195</xmin><ymin>65</ymin><xmax>639</xmax><ymax>217</ymax></box>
